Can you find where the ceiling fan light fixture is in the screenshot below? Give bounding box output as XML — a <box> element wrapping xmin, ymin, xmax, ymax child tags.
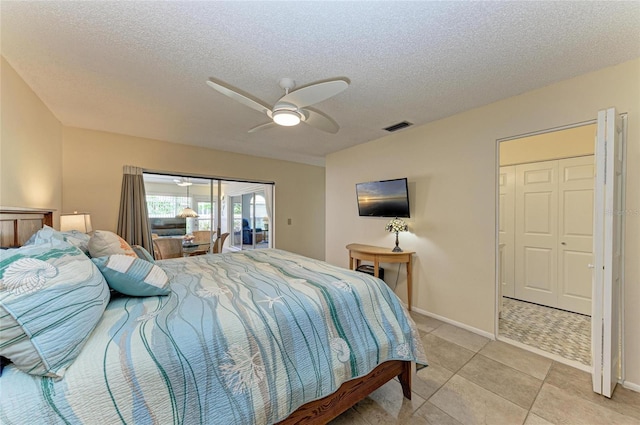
<box><xmin>207</xmin><ymin>77</ymin><xmax>348</xmax><ymax>133</ymax></box>
<box><xmin>174</xmin><ymin>177</ymin><xmax>193</xmax><ymax>187</ymax></box>
<box><xmin>273</xmin><ymin>110</ymin><xmax>301</xmax><ymax>126</ymax></box>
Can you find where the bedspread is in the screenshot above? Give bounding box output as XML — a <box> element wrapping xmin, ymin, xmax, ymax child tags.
<box><xmin>0</xmin><ymin>249</ymin><xmax>426</xmax><ymax>424</ymax></box>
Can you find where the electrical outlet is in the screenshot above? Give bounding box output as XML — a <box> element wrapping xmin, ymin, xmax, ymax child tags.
<box><xmin>287</xmin><ymin>218</ymin><xmax>292</xmax><ymax>225</ymax></box>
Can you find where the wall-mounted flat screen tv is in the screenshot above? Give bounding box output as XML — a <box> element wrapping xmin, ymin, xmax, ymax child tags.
<box><xmin>356</xmin><ymin>178</ymin><xmax>410</xmax><ymax>218</ymax></box>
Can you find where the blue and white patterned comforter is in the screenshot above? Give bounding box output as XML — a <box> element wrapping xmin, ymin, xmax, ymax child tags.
<box><xmin>0</xmin><ymin>249</ymin><xmax>427</xmax><ymax>424</ymax></box>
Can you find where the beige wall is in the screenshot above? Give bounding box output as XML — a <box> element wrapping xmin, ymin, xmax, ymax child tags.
<box><xmin>500</xmin><ymin>123</ymin><xmax>596</xmax><ymax>166</ymax></box>
<box><xmin>1</xmin><ymin>56</ymin><xmax>325</xmax><ymax>260</ymax></box>
<box><xmin>325</xmin><ymin>58</ymin><xmax>640</xmax><ymax>387</ymax></box>
<box><xmin>62</xmin><ymin>127</ymin><xmax>326</xmax><ymax>260</ymax></box>
<box><xmin>0</xmin><ymin>57</ymin><xmax>62</xmax><ymax>223</ymax></box>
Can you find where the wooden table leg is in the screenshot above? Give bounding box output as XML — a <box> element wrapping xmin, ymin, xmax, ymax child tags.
<box><xmin>374</xmin><ymin>259</ymin><xmax>379</xmax><ymax>278</ymax></box>
<box><xmin>406</xmin><ymin>257</ymin><xmax>412</xmax><ymax>311</ymax></box>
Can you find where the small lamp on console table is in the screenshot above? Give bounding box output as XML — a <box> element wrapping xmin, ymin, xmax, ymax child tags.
<box><xmin>60</xmin><ymin>211</ymin><xmax>93</xmax><ymax>233</ymax></box>
<box><xmin>385</xmin><ymin>217</ymin><xmax>408</xmax><ymax>252</ymax></box>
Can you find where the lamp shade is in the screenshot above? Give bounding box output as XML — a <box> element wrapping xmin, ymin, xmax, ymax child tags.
<box><xmin>385</xmin><ymin>217</ymin><xmax>408</xmax><ymax>253</ymax></box>
<box><xmin>177</xmin><ymin>183</ymin><xmax>199</xmax><ymax>218</ymax></box>
<box><xmin>385</xmin><ymin>218</ymin><xmax>408</xmax><ymax>233</ymax></box>
<box><xmin>60</xmin><ymin>212</ymin><xmax>93</xmax><ymax>233</ymax></box>
<box><xmin>177</xmin><ymin>207</ymin><xmax>199</xmax><ymax>218</ymax></box>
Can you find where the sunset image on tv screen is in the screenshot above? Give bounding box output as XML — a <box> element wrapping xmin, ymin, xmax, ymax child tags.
<box><xmin>356</xmin><ymin>179</ymin><xmax>409</xmax><ymax>217</ymax></box>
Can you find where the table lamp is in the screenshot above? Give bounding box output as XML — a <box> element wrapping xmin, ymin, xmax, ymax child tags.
<box><xmin>385</xmin><ymin>217</ymin><xmax>408</xmax><ymax>252</ymax></box>
<box><xmin>60</xmin><ymin>212</ymin><xmax>93</xmax><ymax>233</ymax></box>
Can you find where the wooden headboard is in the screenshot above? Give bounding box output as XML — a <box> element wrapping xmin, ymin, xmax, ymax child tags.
<box><xmin>0</xmin><ymin>208</ymin><xmax>53</xmax><ymax>248</ymax></box>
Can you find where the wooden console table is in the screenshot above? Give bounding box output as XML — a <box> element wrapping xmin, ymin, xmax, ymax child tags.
<box><xmin>346</xmin><ymin>243</ymin><xmax>415</xmax><ymax>311</ymax></box>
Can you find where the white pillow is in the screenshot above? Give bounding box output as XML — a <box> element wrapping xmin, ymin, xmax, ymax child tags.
<box><xmin>88</xmin><ymin>230</ymin><xmax>137</xmax><ymax>258</ymax></box>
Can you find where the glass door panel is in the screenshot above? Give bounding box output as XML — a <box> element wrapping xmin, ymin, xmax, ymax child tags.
<box><xmin>230</xmin><ymin>195</ymin><xmax>243</xmax><ymax>249</ymax></box>
<box><xmin>144</xmin><ymin>173</ymin><xmax>273</xmax><ymax>254</ymax></box>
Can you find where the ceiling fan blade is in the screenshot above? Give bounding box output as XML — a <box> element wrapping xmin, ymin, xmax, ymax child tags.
<box><xmin>206</xmin><ymin>78</ymin><xmax>271</xmax><ymax>115</ymax></box>
<box><xmin>300</xmin><ymin>108</ymin><xmax>340</xmax><ymax>134</ymax></box>
<box><xmin>174</xmin><ymin>177</ymin><xmax>192</xmax><ymax>186</ymax></box>
<box><xmin>248</xmin><ymin>122</ymin><xmax>278</xmax><ymax>133</ymax></box>
<box><xmin>280</xmin><ymin>79</ymin><xmax>348</xmax><ymax>108</ymax></box>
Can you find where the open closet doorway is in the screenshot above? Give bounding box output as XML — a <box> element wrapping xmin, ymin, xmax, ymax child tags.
<box><xmin>496</xmin><ymin>109</ymin><xmax>627</xmax><ymax>397</ymax></box>
<box><xmin>497</xmin><ymin>122</ymin><xmax>596</xmax><ymax>370</ymax></box>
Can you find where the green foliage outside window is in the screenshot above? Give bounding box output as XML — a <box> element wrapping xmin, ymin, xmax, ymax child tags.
<box><xmin>147</xmin><ymin>195</ymin><xmax>188</xmax><ymax>217</ymax></box>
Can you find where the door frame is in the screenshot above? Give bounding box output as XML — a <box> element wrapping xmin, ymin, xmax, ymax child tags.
<box><xmin>494</xmin><ymin>114</ymin><xmax>627</xmax><ymax>389</ymax></box>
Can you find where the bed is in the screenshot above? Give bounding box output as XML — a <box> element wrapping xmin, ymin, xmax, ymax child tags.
<box><xmin>0</xmin><ymin>209</ymin><xmax>427</xmax><ymax>424</ymax></box>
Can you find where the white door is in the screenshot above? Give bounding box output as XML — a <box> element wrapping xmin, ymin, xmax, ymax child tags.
<box><xmin>557</xmin><ymin>156</ymin><xmax>595</xmax><ymax>315</ymax></box>
<box><xmin>592</xmin><ymin>108</ymin><xmax>624</xmax><ymax>397</ymax></box>
<box><xmin>514</xmin><ymin>160</ymin><xmax>558</xmax><ymax>307</ymax></box>
<box><xmin>499</xmin><ymin>166</ymin><xmax>515</xmax><ymax>298</ymax></box>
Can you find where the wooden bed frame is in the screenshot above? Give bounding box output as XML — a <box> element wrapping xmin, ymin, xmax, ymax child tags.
<box><xmin>277</xmin><ymin>360</ymin><xmax>412</xmax><ymax>424</ymax></box>
<box><xmin>0</xmin><ymin>208</ymin><xmax>413</xmax><ymax>424</ymax></box>
<box><xmin>0</xmin><ymin>207</ymin><xmax>53</xmax><ymax>248</ymax></box>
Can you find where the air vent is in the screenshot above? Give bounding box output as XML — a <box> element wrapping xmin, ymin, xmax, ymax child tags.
<box><xmin>383</xmin><ymin>121</ymin><xmax>413</xmax><ymax>132</ymax></box>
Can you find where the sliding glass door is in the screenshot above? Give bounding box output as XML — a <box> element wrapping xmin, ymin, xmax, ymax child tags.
<box><xmin>143</xmin><ymin>172</ymin><xmax>273</xmax><ymax>254</ymax></box>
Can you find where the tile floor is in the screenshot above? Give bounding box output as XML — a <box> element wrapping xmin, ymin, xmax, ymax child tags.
<box><xmin>329</xmin><ymin>311</ymin><xmax>640</xmax><ymax>425</ymax></box>
<box><xmin>499</xmin><ymin>297</ymin><xmax>591</xmax><ymax>366</ymax></box>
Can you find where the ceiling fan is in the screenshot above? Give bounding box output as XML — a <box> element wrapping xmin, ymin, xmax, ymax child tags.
<box><xmin>206</xmin><ymin>77</ymin><xmax>349</xmax><ymax>134</ymax></box>
<box><xmin>173</xmin><ymin>177</ymin><xmax>192</xmax><ymax>187</ymax></box>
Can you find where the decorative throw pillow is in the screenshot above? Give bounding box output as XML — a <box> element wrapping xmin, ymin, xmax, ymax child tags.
<box><xmin>24</xmin><ymin>225</ymin><xmax>61</xmax><ymax>245</ymax></box>
<box><xmin>24</xmin><ymin>225</ymin><xmax>91</xmax><ymax>255</ymax></box>
<box><xmin>92</xmin><ymin>255</ymin><xmax>170</xmax><ymax>297</ymax></box>
<box><xmin>60</xmin><ymin>230</ymin><xmax>92</xmax><ymax>255</ymax></box>
<box><xmin>0</xmin><ymin>239</ymin><xmax>110</xmax><ymax>378</ymax></box>
<box><xmin>131</xmin><ymin>245</ymin><xmax>155</xmax><ymax>263</ymax></box>
<box><xmin>88</xmin><ymin>230</ymin><xmax>137</xmax><ymax>258</ymax></box>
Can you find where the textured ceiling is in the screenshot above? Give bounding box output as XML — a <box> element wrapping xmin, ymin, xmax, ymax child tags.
<box><xmin>2</xmin><ymin>1</ymin><xmax>639</xmax><ymax>166</ymax></box>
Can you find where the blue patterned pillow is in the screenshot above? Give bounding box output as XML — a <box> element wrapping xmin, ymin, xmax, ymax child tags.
<box><xmin>24</xmin><ymin>224</ymin><xmax>58</xmax><ymax>244</ymax></box>
<box><xmin>25</xmin><ymin>225</ymin><xmax>91</xmax><ymax>256</ymax></box>
<box><xmin>0</xmin><ymin>239</ymin><xmax>110</xmax><ymax>378</ymax></box>
<box><xmin>92</xmin><ymin>255</ymin><xmax>170</xmax><ymax>297</ymax></box>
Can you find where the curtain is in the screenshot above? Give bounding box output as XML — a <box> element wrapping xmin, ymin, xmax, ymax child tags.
<box><xmin>117</xmin><ymin>166</ymin><xmax>153</xmax><ymax>254</ymax></box>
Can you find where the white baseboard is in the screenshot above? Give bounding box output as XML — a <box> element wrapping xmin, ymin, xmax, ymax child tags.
<box><xmin>410</xmin><ymin>306</ymin><xmax>496</xmax><ymax>340</ymax></box>
<box><xmin>623</xmin><ymin>380</ymin><xmax>640</xmax><ymax>393</ymax></box>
